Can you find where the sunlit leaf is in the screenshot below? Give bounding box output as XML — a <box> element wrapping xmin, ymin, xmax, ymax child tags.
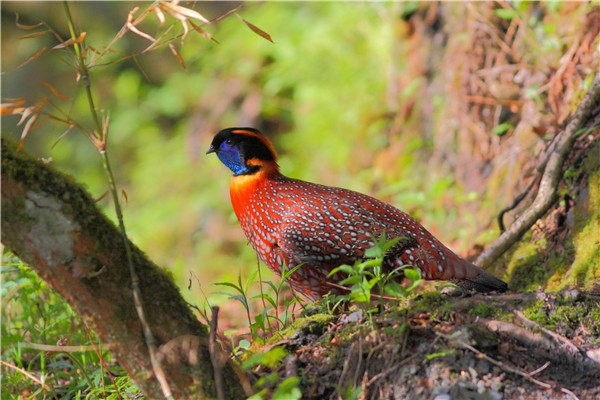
<box><xmin>126</xmin><ymin>7</ymin><xmax>156</xmax><ymax>42</ymax></box>
<box><xmin>127</xmin><ymin>24</ymin><xmax>156</xmax><ymax>42</ymax></box>
<box><xmin>51</xmin><ymin>123</ymin><xmax>76</xmax><ymax>149</ymax></box>
<box><xmin>236</xmin><ymin>14</ymin><xmax>273</xmax><ymax>43</ymax></box>
<box><xmin>17</xmin><ymin>98</ymin><xmax>47</xmax><ymax>126</ymax></box>
<box><xmin>189</xmin><ymin>20</ymin><xmax>219</xmax><ymax>43</ymax></box>
<box><xmin>53</xmin><ymin>32</ymin><xmax>87</xmax><ymax>49</ymax></box>
<box><xmin>94</xmin><ymin>191</ymin><xmax>109</xmax><ymax>203</ymax></box>
<box><xmin>43</xmin><ymin>82</ymin><xmax>70</xmax><ymax>101</ymax></box>
<box><xmin>159</xmin><ymin>1</ymin><xmax>210</xmax><ymax>23</ymax></box>
<box><xmin>31</xmin><ymin>115</ymin><xmax>48</xmax><ymax>132</ymax></box>
<box><xmin>0</xmin><ymin>98</ymin><xmax>27</xmax><ymax>115</ymax></box>
<box><xmin>19</xmin><ymin>30</ymin><xmax>51</xmax><ymax>39</ymax></box>
<box><xmin>12</xmin><ymin>48</ymin><xmax>47</xmax><ymax>71</ymax></box>
<box><xmin>150</xmin><ymin>6</ymin><xmax>166</xmax><ymax>25</ymax></box>
<box><xmin>168</xmin><ymin>43</ymin><xmax>186</xmax><ymax>70</ymax></box>
<box><xmin>15</xmin><ymin>13</ymin><xmax>43</xmax><ymax>30</ymax></box>
<box><xmin>18</xmin><ymin>113</ymin><xmax>40</xmax><ymax>152</ymax></box>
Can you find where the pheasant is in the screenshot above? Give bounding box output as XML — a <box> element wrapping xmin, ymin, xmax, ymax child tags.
<box><xmin>207</xmin><ymin>128</ymin><xmax>507</xmax><ymax>300</ymax></box>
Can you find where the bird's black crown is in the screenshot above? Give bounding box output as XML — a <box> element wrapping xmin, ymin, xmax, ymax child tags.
<box><xmin>208</xmin><ymin>127</ymin><xmax>277</xmax><ymax>162</ymax></box>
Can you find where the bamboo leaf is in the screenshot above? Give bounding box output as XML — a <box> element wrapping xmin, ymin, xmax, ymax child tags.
<box><xmin>151</xmin><ymin>6</ymin><xmax>166</xmax><ymax>25</ymax></box>
<box><xmin>160</xmin><ymin>1</ymin><xmax>210</xmax><ymax>23</ymax></box>
<box><xmin>94</xmin><ymin>191</ymin><xmax>109</xmax><ymax>203</ymax></box>
<box><xmin>51</xmin><ymin>123</ymin><xmax>76</xmax><ymax>149</ymax></box>
<box><xmin>169</xmin><ymin>43</ymin><xmax>187</xmax><ymax>71</ymax></box>
<box><xmin>17</xmin><ymin>98</ymin><xmax>47</xmax><ymax>126</ymax></box>
<box><xmin>15</xmin><ymin>13</ymin><xmax>43</xmax><ymax>30</ymax></box>
<box><xmin>43</xmin><ymin>82</ymin><xmax>70</xmax><ymax>101</ymax></box>
<box><xmin>53</xmin><ymin>32</ymin><xmax>87</xmax><ymax>49</ymax></box>
<box><xmin>0</xmin><ymin>98</ymin><xmax>27</xmax><ymax>115</ymax></box>
<box><xmin>19</xmin><ymin>30</ymin><xmax>51</xmax><ymax>40</ymax></box>
<box><xmin>236</xmin><ymin>14</ymin><xmax>273</xmax><ymax>43</ymax></box>
<box><xmin>127</xmin><ymin>23</ymin><xmax>156</xmax><ymax>42</ymax></box>
<box><xmin>189</xmin><ymin>20</ymin><xmax>219</xmax><ymax>43</ymax></box>
<box><xmin>12</xmin><ymin>48</ymin><xmax>47</xmax><ymax>71</ymax></box>
<box><xmin>18</xmin><ymin>113</ymin><xmax>40</xmax><ymax>152</ymax></box>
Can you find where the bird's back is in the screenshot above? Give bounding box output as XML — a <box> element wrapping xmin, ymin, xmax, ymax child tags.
<box><xmin>231</xmin><ymin>173</ymin><xmax>507</xmax><ymax>298</ymax></box>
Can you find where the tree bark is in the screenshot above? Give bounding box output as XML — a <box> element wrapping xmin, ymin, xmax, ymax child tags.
<box><xmin>1</xmin><ymin>139</ymin><xmax>247</xmax><ymax>399</ymax></box>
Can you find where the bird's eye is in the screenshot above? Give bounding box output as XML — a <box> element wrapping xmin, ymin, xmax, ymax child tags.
<box><xmin>225</xmin><ymin>138</ymin><xmax>233</xmax><ymax>145</ymax></box>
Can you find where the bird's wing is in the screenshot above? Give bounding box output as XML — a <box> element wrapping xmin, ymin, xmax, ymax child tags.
<box><xmin>276</xmin><ymin>206</ymin><xmax>405</xmax><ymax>267</ymax></box>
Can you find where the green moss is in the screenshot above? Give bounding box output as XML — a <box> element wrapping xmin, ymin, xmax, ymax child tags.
<box><xmin>256</xmin><ymin>313</ymin><xmax>336</xmax><ymax>348</ymax></box>
<box><xmin>413</xmin><ymin>291</ymin><xmax>452</xmax><ymax>319</ymax></box>
<box><xmin>523</xmin><ymin>296</ymin><xmax>600</xmax><ymax>335</ymax></box>
<box><xmin>505</xmin><ymin>139</ymin><xmax>599</xmax><ymax>292</ymax></box>
<box><xmin>563</xmin><ymin>159</ymin><xmax>600</xmax><ymax>290</ymax></box>
<box><xmin>505</xmin><ymin>234</ymin><xmax>551</xmax><ymax>292</ymax></box>
<box><xmin>466</xmin><ymin>302</ymin><xmax>513</xmax><ymax>321</ymax></box>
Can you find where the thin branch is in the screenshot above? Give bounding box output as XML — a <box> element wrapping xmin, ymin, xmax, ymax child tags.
<box><xmin>209</xmin><ymin>306</ymin><xmax>225</xmax><ymax>400</ymax></box>
<box><xmin>62</xmin><ymin>3</ymin><xmax>174</xmax><ymax>399</ymax></box>
<box><xmin>1</xmin><ymin>360</ymin><xmax>53</xmax><ymax>390</ymax></box>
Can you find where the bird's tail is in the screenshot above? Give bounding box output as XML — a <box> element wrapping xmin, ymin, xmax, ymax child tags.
<box><xmin>443</xmin><ymin>252</ymin><xmax>508</xmax><ymax>292</ymax></box>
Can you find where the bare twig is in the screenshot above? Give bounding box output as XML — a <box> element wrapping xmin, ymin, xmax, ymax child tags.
<box><xmin>456</xmin><ymin>340</ymin><xmax>553</xmax><ymax>389</ymax></box>
<box><xmin>209</xmin><ymin>306</ymin><xmax>225</xmax><ymax>400</ymax></box>
<box><xmin>513</xmin><ymin>310</ymin><xmax>581</xmax><ymax>355</ymax></box>
<box><xmin>497</xmin><ymin>174</ymin><xmax>540</xmax><ymax>233</ymax></box>
<box><xmin>83</xmin><ymin>323</ymin><xmax>123</xmax><ymax>400</ymax></box>
<box><xmin>62</xmin><ymin>3</ymin><xmax>174</xmax><ymax>399</ymax></box>
<box><xmin>1</xmin><ymin>360</ymin><xmax>53</xmax><ymax>390</ymax></box>
<box><xmin>476</xmin><ymin>73</ymin><xmax>600</xmax><ymax>268</ymax></box>
<box><xmin>458</xmin><ymin>339</ymin><xmax>582</xmax><ymax>400</ymax></box>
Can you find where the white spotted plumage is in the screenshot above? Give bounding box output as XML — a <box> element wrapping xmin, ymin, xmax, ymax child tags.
<box><xmin>208</xmin><ymin>128</ymin><xmax>508</xmax><ymax>299</ymax></box>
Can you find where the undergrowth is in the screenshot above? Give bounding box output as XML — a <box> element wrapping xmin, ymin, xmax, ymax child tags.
<box><xmin>213</xmin><ymin>236</ymin><xmax>424</xmax><ymax>399</ymax></box>
<box><xmin>1</xmin><ymin>249</ymin><xmax>141</xmax><ymax>399</ymax></box>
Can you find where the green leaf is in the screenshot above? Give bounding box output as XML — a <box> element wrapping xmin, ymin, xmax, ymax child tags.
<box><xmin>242</xmin><ymin>347</ymin><xmax>288</xmax><ymax>370</ymax></box>
<box><xmin>272</xmin><ymin>377</ymin><xmax>301</xmax><ymax>400</ymax></box>
<box><xmin>339</xmin><ymin>275</ymin><xmax>363</xmax><ymax>285</ymax></box>
<box><xmin>491</xmin><ymin>122</ymin><xmax>513</xmax><ymax>136</ymax></box>
<box><xmin>282</xmin><ymin>263</ymin><xmax>302</xmax><ymax>280</ymax></box>
<box><xmin>329</xmin><ymin>264</ymin><xmax>355</xmax><ymax>276</ymax></box>
<box><xmin>360</xmin><ymin>259</ymin><xmax>383</xmax><ymax>269</ymax></box>
<box><xmin>244</xmin><ymin>270</ymin><xmax>259</xmax><ymax>293</ymax></box>
<box><xmin>254</xmin><ymin>293</ymin><xmax>276</xmax><ymax>308</ymax></box>
<box><xmin>494</xmin><ymin>8</ymin><xmax>517</xmax><ymax>20</ymax></box>
<box><xmin>404</xmin><ymin>268</ymin><xmax>421</xmax><ymax>282</ymax></box>
<box><xmin>381</xmin><ymin>237</ymin><xmax>401</xmax><ymax>252</ymax></box>
<box><xmin>383</xmin><ymin>281</ymin><xmax>406</xmax><ymax>297</ymax></box>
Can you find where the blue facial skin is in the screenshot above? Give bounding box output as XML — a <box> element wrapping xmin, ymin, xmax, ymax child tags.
<box><xmin>216</xmin><ymin>142</ymin><xmax>248</xmax><ymax>176</ymax></box>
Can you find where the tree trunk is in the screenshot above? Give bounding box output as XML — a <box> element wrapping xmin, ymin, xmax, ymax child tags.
<box><xmin>1</xmin><ymin>138</ymin><xmax>247</xmax><ymax>400</ymax></box>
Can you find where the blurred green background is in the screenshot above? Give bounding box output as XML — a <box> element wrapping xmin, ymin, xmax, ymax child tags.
<box><xmin>2</xmin><ymin>1</ymin><xmax>598</xmax><ymax>323</ymax></box>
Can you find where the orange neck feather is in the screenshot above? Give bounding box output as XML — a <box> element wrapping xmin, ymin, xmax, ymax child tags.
<box><xmin>229</xmin><ymin>161</ymin><xmax>280</xmax><ymax>216</ymax></box>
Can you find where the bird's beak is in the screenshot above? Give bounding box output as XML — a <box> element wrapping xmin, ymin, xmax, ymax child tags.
<box><xmin>206</xmin><ymin>144</ymin><xmax>216</xmax><ymax>155</ymax></box>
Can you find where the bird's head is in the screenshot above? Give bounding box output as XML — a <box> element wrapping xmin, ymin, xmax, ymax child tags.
<box><xmin>206</xmin><ymin>128</ymin><xmax>279</xmax><ymax>176</ymax></box>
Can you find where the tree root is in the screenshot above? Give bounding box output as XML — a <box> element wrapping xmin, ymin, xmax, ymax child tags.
<box><xmin>476</xmin><ymin>73</ymin><xmax>600</xmax><ymax>269</ymax></box>
<box><xmin>451</xmin><ymin>291</ymin><xmax>600</xmax><ymax>380</ymax></box>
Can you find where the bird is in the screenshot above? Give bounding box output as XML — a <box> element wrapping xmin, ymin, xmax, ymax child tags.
<box><xmin>207</xmin><ymin>127</ymin><xmax>508</xmax><ymax>300</ymax></box>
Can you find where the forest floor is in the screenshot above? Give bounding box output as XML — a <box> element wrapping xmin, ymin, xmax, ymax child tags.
<box><xmin>245</xmin><ymin>288</ymin><xmax>600</xmax><ymax>400</ymax></box>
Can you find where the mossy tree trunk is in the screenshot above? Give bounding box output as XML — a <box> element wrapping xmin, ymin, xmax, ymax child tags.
<box><xmin>1</xmin><ymin>139</ymin><xmax>246</xmax><ymax>400</ymax></box>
